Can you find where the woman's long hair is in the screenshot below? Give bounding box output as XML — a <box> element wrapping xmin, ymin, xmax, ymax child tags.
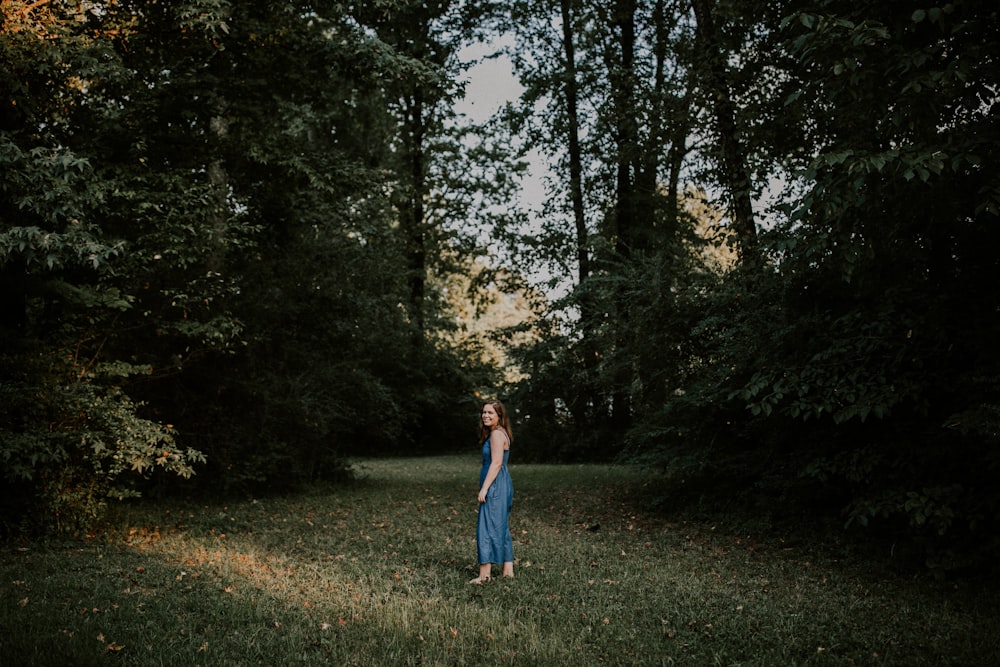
<box><xmin>479</xmin><ymin>400</ymin><xmax>513</xmax><ymax>445</ymax></box>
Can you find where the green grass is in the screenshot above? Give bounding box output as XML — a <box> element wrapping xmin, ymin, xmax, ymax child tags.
<box><xmin>1</xmin><ymin>455</ymin><xmax>998</xmax><ymax>666</ymax></box>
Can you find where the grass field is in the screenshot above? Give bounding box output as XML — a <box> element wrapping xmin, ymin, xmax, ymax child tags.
<box><xmin>1</xmin><ymin>455</ymin><xmax>998</xmax><ymax>666</ymax></box>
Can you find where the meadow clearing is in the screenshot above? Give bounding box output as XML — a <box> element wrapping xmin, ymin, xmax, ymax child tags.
<box><xmin>1</xmin><ymin>455</ymin><xmax>998</xmax><ymax>666</ymax></box>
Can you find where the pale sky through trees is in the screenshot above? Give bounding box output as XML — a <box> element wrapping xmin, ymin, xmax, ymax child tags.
<box><xmin>456</xmin><ymin>46</ymin><xmax>521</xmax><ymax>124</ymax></box>
<box><xmin>457</xmin><ymin>43</ymin><xmax>547</xmax><ymax>214</ymax></box>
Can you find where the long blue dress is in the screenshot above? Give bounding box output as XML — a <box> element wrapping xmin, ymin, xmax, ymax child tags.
<box><xmin>477</xmin><ymin>435</ymin><xmax>514</xmax><ymax>565</ymax></box>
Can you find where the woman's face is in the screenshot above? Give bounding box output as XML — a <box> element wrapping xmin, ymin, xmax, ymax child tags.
<box><xmin>482</xmin><ymin>404</ymin><xmax>499</xmax><ymax>429</ymax></box>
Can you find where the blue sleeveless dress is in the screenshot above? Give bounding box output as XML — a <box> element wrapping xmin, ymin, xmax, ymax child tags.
<box><xmin>477</xmin><ymin>435</ymin><xmax>514</xmax><ymax>565</ymax></box>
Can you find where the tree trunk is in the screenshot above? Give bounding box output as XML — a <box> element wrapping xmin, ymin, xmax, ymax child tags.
<box><xmin>559</xmin><ymin>0</ymin><xmax>601</xmax><ymax>434</ymax></box>
<box><xmin>692</xmin><ymin>0</ymin><xmax>757</xmax><ymax>258</ymax></box>
<box><xmin>632</xmin><ymin>0</ymin><xmax>666</xmax><ymax>249</ymax></box>
<box><xmin>634</xmin><ymin>0</ymin><xmax>681</xmax><ymax>413</ymax></box>
<box><xmin>560</xmin><ymin>0</ymin><xmax>589</xmax><ymax>286</ymax></box>
<box><xmin>206</xmin><ymin>4</ymin><xmax>233</xmax><ymax>276</ymax></box>
<box><xmin>608</xmin><ymin>0</ymin><xmax>640</xmax><ymax>433</ymax></box>
<box><xmin>611</xmin><ymin>0</ymin><xmax>640</xmax><ymax>261</ymax></box>
<box><xmin>403</xmin><ymin>88</ymin><xmax>427</xmax><ymax>338</ymax></box>
<box><xmin>664</xmin><ymin>87</ymin><xmax>691</xmax><ymax>234</ymax></box>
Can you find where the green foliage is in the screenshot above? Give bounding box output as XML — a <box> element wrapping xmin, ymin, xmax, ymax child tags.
<box><xmin>729</xmin><ymin>305</ymin><xmax>922</xmax><ymax>424</ymax></box>
<box><xmin>1</xmin><ymin>0</ymin><xmax>503</xmax><ymax>517</ymax></box>
<box><xmin>0</xmin><ymin>125</ymin><xmax>211</xmax><ymax>532</ymax></box>
<box><xmin>498</xmin><ymin>0</ymin><xmax>1000</xmax><ymax>574</ymax></box>
<box><xmin>0</xmin><ymin>1</ymin><xmax>254</xmax><ymax>524</ymax></box>
<box><xmin>0</xmin><ymin>138</ymin><xmax>122</xmax><ymax>271</ymax></box>
<box><xmin>634</xmin><ymin>0</ymin><xmax>1000</xmax><ymax>572</ymax></box>
<box><xmin>0</xmin><ymin>347</ymin><xmax>204</xmax><ymax>535</ymax></box>
<box><xmin>4</xmin><ymin>0</ymin><xmax>998</xmax><ymax>580</ymax></box>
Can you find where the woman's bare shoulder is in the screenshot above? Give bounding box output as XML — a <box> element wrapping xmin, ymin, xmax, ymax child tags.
<box><xmin>491</xmin><ymin>428</ymin><xmax>511</xmax><ymax>449</ymax></box>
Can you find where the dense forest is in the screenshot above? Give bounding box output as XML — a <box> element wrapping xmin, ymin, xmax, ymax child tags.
<box><xmin>2</xmin><ymin>0</ymin><xmax>998</xmax><ymax>572</ymax></box>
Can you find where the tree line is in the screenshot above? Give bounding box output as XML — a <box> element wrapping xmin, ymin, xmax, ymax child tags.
<box><xmin>2</xmin><ymin>0</ymin><xmax>998</xmax><ymax>571</ymax></box>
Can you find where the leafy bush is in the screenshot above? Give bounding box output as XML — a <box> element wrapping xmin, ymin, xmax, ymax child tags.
<box><xmin>0</xmin><ymin>347</ymin><xmax>204</xmax><ymax>536</ymax></box>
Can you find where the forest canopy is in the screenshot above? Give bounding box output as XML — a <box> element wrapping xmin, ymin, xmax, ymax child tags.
<box><xmin>2</xmin><ymin>0</ymin><xmax>998</xmax><ymax>571</ymax></box>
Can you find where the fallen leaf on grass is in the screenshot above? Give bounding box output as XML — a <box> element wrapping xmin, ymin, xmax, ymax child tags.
<box><xmin>106</xmin><ymin>642</ymin><xmax>124</xmax><ymax>653</ymax></box>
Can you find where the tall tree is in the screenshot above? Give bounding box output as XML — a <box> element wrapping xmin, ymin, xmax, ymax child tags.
<box><xmin>690</xmin><ymin>0</ymin><xmax>758</xmax><ymax>258</ymax></box>
<box><xmin>560</xmin><ymin>0</ymin><xmax>591</xmax><ymax>286</ymax></box>
<box><xmin>0</xmin><ymin>0</ymin><xmax>227</xmax><ymax>530</ymax></box>
<box><xmin>496</xmin><ymin>0</ymin><xmax>705</xmax><ymax>454</ymax></box>
<box><xmin>644</xmin><ymin>0</ymin><xmax>1000</xmax><ymax>570</ymax></box>
<box><xmin>351</xmin><ymin>0</ymin><xmax>467</xmax><ymax>344</ymax></box>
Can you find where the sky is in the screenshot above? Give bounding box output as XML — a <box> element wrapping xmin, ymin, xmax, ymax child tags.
<box><xmin>453</xmin><ymin>45</ymin><xmax>565</xmax><ymax>294</ymax></box>
<box><xmin>454</xmin><ymin>44</ymin><xmax>548</xmax><ymax>213</ymax></box>
<box><xmin>454</xmin><ymin>48</ymin><xmax>523</xmax><ymax>124</ymax></box>
<box><xmin>458</xmin><ymin>44</ymin><xmax>524</xmax><ymax>122</ymax></box>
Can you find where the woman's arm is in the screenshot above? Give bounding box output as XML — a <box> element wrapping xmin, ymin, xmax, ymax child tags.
<box><xmin>478</xmin><ymin>430</ymin><xmax>507</xmax><ymax>503</ymax></box>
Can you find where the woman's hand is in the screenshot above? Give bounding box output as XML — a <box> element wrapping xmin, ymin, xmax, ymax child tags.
<box><xmin>478</xmin><ymin>488</ymin><xmax>488</xmax><ymax>503</ymax></box>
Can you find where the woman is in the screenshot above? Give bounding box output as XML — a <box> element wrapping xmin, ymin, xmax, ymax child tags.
<box><xmin>470</xmin><ymin>399</ymin><xmax>514</xmax><ymax>584</ymax></box>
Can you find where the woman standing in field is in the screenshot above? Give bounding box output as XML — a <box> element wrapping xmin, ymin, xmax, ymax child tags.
<box><xmin>470</xmin><ymin>399</ymin><xmax>514</xmax><ymax>584</ymax></box>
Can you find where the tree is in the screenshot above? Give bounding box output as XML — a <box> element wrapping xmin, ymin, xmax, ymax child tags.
<box><xmin>652</xmin><ymin>0</ymin><xmax>1000</xmax><ymax>570</ymax></box>
<box><xmin>2</xmin><ymin>0</ymin><xmax>523</xmax><ymax>522</ymax></box>
<box><xmin>496</xmin><ymin>0</ymin><xmax>703</xmax><ymax>454</ymax></box>
<box><xmin>690</xmin><ymin>0</ymin><xmax>758</xmax><ymax>258</ymax></box>
<box><xmin>0</xmin><ymin>0</ymin><xmax>217</xmax><ymax>532</ymax></box>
